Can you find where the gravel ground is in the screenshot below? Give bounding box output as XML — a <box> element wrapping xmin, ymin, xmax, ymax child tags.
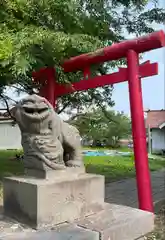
<box><xmin>146</xmin><ymin>205</ymin><xmax>165</xmax><ymax>240</ymax></box>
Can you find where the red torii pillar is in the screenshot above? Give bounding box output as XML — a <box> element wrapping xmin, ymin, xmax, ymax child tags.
<box><xmin>33</xmin><ymin>30</ymin><xmax>165</xmax><ymax>213</ymax></box>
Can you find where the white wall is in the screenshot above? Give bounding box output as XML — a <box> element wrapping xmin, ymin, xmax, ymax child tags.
<box><xmin>151</xmin><ymin>128</ymin><xmax>165</xmax><ymax>153</ymax></box>
<box><xmin>0</xmin><ymin>121</ymin><xmax>21</xmax><ymax>150</ymax></box>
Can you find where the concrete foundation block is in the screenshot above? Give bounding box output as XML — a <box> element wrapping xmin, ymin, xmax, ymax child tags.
<box><xmin>3</xmin><ymin>172</ymin><xmax>104</xmax><ymax>229</ymax></box>
<box><xmin>76</xmin><ymin>203</ymin><xmax>155</xmax><ymax>240</ymax></box>
<box><xmin>0</xmin><ymin>224</ymin><xmax>99</xmax><ymax>240</ymax></box>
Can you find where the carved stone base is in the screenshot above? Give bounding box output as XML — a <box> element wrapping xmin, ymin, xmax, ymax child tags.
<box><xmin>24</xmin><ymin>167</ymin><xmax>85</xmax><ymax>179</ymax></box>
<box><xmin>3</xmin><ymin>171</ymin><xmax>105</xmax><ymax>229</ymax></box>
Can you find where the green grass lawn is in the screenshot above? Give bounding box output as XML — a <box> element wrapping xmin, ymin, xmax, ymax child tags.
<box><xmin>0</xmin><ymin>150</ymin><xmax>24</xmax><ymax>180</ymax></box>
<box><xmin>0</xmin><ymin>150</ymin><xmax>164</xmax><ymax>184</ymax></box>
<box><xmin>85</xmin><ymin>155</ymin><xmax>165</xmax><ymax>183</ymax></box>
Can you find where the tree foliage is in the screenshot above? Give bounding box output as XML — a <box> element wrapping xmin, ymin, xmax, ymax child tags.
<box><xmin>0</xmin><ymin>0</ymin><xmax>164</xmax><ymax>113</ymax></box>
<box><xmin>70</xmin><ymin>109</ymin><xmax>132</xmax><ymax>147</ymax></box>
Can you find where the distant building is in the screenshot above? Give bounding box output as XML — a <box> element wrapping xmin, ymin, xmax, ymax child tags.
<box><xmin>0</xmin><ymin>112</ymin><xmax>21</xmax><ymax>150</ymax></box>
<box><xmin>145</xmin><ymin>110</ymin><xmax>165</xmax><ymax>154</ymax></box>
<box><xmin>119</xmin><ymin>139</ymin><xmax>133</xmax><ymax>148</ymax></box>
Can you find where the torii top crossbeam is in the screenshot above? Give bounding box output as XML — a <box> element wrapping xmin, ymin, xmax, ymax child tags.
<box><xmin>33</xmin><ymin>30</ymin><xmax>164</xmax><ymax>101</ymax></box>
<box><xmin>63</xmin><ymin>30</ymin><xmax>165</xmax><ymax>72</ymax></box>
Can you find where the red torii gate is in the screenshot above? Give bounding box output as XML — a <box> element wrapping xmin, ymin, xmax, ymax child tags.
<box><xmin>33</xmin><ymin>30</ymin><xmax>165</xmax><ymax>213</ymax></box>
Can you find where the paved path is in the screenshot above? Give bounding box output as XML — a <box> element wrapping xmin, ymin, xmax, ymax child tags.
<box><xmin>105</xmin><ymin>170</ymin><xmax>165</xmax><ymax>210</ymax></box>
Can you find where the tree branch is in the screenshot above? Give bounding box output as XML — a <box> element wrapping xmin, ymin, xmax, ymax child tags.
<box><xmin>4</xmin><ymin>95</ymin><xmax>18</xmax><ymax>104</ymax></box>
<box><xmin>67</xmin><ymin>113</ymin><xmax>87</xmax><ymax>122</ymax></box>
<box><xmin>56</xmin><ymin>101</ymin><xmax>71</xmax><ymax>114</ymax></box>
<box><xmin>90</xmin><ymin>91</ymin><xmax>117</xmax><ymax>123</ymax></box>
<box><xmin>11</xmin><ymin>85</ymin><xmax>26</xmax><ymax>93</ymax></box>
<box><xmin>18</xmin><ymin>82</ymin><xmax>36</xmax><ymax>95</ymax></box>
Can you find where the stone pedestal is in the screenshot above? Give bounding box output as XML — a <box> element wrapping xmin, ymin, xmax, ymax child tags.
<box><xmin>3</xmin><ymin>170</ymin><xmax>104</xmax><ymax>229</ymax></box>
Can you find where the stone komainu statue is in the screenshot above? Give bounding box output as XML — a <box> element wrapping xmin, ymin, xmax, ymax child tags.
<box><xmin>11</xmin><ymin>94</ymin><xmax>84</xmax><ymax>171</ymax></box>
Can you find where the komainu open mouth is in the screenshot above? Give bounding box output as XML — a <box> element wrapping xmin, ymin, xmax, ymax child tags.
<box><xmin>23</xmin><ymin>107</ymin><xmax>48</xmax><ymax>115</ymax></box>
<box><xmin>22</xmin><ymin>102</ymin><xmax>50</xmax><ymax>121</ymax></box>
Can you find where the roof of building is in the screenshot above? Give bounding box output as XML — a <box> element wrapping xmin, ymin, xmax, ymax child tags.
<box><xmin>145</xmin><ymin>109</ymin><xmax>165</xmax><ymax>129</ymax></box>
<box><xmin>0</xmin><ymin>111</ymin><xmax>12</xmax><ymax>121</ymax></box>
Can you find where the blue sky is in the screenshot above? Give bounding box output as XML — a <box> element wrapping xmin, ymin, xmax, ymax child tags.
<box><xmin>112</xmin><ymin>43</ymin><xmax>165</xmax><ymax>115</ymax></box>
<box><xmin>112</xmin><ymin>0</ymin><xmax>165</xmax><ymax>115</ymax></box>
